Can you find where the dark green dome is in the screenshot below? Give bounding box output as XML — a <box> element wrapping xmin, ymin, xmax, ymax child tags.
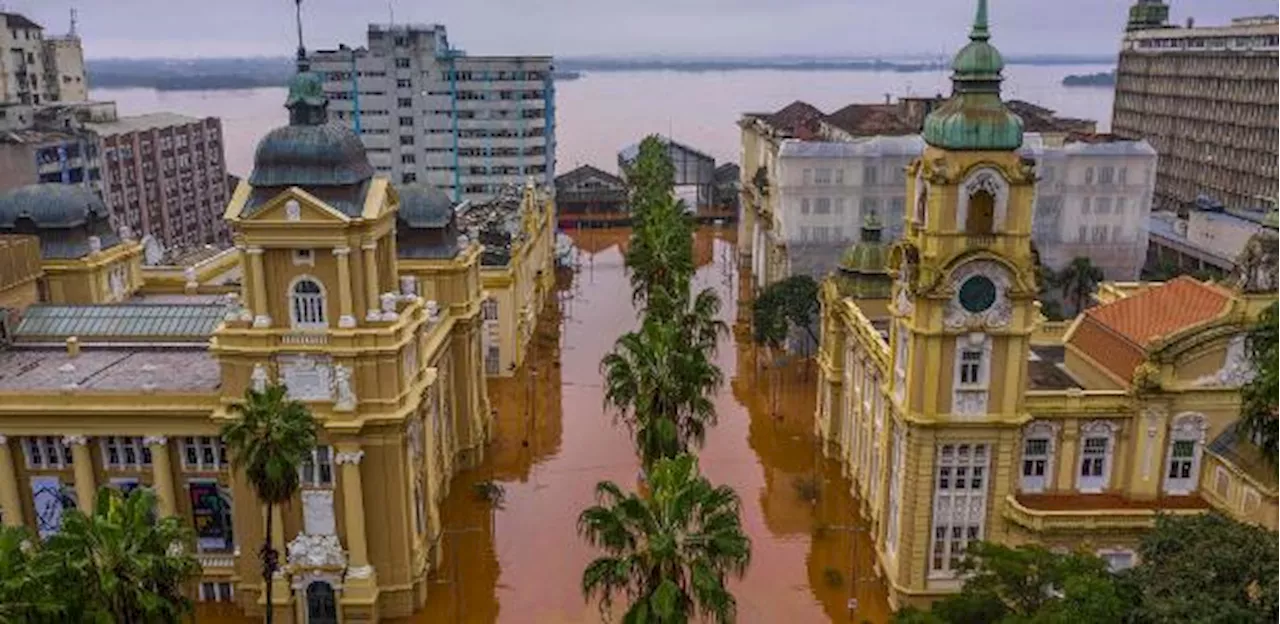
<box><xmin>0</xmin><ymin>183</ymin><xmax>112</xmax><ymax>229</ymax></box>
<box><xmin>835</xmin><ymin>214</ymin><xmax>893</xmax><ymax>299</ymax></box>
<box><xmin>397</xmin><ymin>185</ymin><xmax>457</xmax><ymax>229</ymax></box>
<box><xmin>922</xmin><ymin>0</ymin><xmax>1024</xmax><ymax>151</ymax></box>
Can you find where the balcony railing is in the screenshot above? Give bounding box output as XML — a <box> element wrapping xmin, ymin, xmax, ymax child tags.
<box><xmin>196</xmin><ymin>553</ymin><xmax>236</xmax><ymax>569</ymax></box>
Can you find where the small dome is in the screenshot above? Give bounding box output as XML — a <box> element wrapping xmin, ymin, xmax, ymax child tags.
<box><xmin>397</xmin><ymin>185</ymin><xmax>457</xmax><ymax>229</ymax></box>
<box><xmin>835</xmin><ymin>215</ymin><xmax>893</xmax><ymax>299</ymax></box>
<box><xmin>0</xmin><ymin>184</ymin><xmax>111</xmax><ymax>229</ymax></box>
<box><xmin>951</xmin><ymin>40</ymin><xmax>1003</xmax><ymax>80</ymax></box>
<box><xmin>249</xmin><ymin>123</ymin><xmax>374</xmax><ymax>188</ymax></box>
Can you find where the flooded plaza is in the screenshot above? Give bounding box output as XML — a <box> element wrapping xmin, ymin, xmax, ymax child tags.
<box><xmin>197</xmin><ymin>227</ymin><xmax>889</xmax><ymax>623</ymax></box>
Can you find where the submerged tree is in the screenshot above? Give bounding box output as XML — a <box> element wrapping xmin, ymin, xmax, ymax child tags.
<box><xmin>221</xmin><ymin>382</ymin><xmax>319</xmax><ymax>624</ymax></box>
<box><xmin>579</xmin><ymin>454</ymin><xmax>751</xmax><ymax>623</ymax></box>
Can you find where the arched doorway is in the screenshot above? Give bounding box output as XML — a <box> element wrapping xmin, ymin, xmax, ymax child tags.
<box><xmin>305</xmin><ymin>581</ymin><xmax>338</xmax><ymax>624</ymax></box>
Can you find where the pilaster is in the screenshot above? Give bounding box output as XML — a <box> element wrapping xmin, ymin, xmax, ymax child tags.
<box><xmin>362</xmin><ymin>242</ymin><xmax>380</xmax><ymax>322</ymax></box>
<box><xmin>247</xmin><ymin>246</ymin><xmax>270</xmax><ymax>327</ymax></box>
<box><xmin>1055</xmin><ymin>421</ymin><xmax>1079</xmax><ymax>493</ymax></box>
<box><xmin>65</xmin><ymin>435</ymin><xmax>95</xmax><ymax>511</ymax></box>
<box><xmin>0</xmin><ymin>436</ymin><xmax>24</xmax><ymax>527</ymax></box>
<box><xmin>335</xmin><ymin>445</ymin><xmax>380</xmax><ymax>618</ymax></box>
<box><xmin>333</xmin><ymin>246</ymin><xmax>356</xmax><ymax>328</ymax></box>
<box><xmin>144</xmin><ymin>436</ymin><xmax>176</xmax><ymax>516</ymax></box>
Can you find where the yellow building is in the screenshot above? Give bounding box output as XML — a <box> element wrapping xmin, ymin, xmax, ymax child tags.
<box><xmin>813</xmin><ymin>1</ymin><xmax>1278</xmax><ymax>612</ymax></box>
<box><xmin>0</xmin><ymin>59</ymin><xmax>507</xmax><ymax>622</ymax></box>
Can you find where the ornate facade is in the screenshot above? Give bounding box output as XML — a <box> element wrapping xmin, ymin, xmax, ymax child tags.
<box><xmin>814</xmin><ymin>1</ymin><xmax>1278</xmax><ymax>611</ymax></box>
<box><xmin>0</xmin><ymin>49</ymin><xmax>559</xmax><ymax>621</ymax></box>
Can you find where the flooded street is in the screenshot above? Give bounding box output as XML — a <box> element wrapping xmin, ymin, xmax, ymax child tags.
<box><xmin>195</xmin><ymin>227</ymin><xmax>889</xmax><ymax>623</ymax></box>
<box><xmin>402</xmin><ymin>227</ymin><xmax>889</xmax><ymax>624</ymax></box>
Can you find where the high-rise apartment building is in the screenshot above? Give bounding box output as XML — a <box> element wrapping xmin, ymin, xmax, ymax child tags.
<box><xmin>309</xmin><ymin>24</ymin><xmax>555</xmax><ymax>204</ymax></box>
<box><xmin>89</xmin><ymin>113</ymin><xmax>232</xmax><ymax>250</ymax></box>
<box><xmin>0</xmin><ymin>12</ymin><xmax>88</xmax><ymax>105</ymax></box>
<box><xmin>1112</xmin><ymin>3</ymin><xmax>1278</xmax><ymax>211</ymax></box>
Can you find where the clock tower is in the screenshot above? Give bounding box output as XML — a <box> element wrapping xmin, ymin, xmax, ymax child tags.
<box><xmin>881</xmin><ymin>0</ymin><xmax>1043</xmax><ymax>601</ymax></box>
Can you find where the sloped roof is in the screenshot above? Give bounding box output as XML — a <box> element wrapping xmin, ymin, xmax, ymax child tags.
<box><xmin>555</xmin><ymin>164</ymin><xmax>624</xmax><ymax>190</ymax></box>
<box><xmin>1208</xmin><ymin>423</ymin><xmax>1278</xmax><ymax>492</ymax></box>
<box><xmin>824</xmin><ymin>104</ymin><xmax>918</xmax><ymax>136</ymax></box>
<box><xmin>1066</xmin><ymin>276</ymin><xmax>1234</xmax><ymax>381</ymax></box>
<box><xmin>0</xmin><ymin>13</ymin><xmax>42</xmax><ymax>30</ymax></box>
<box><xmin>765</xmin><ymin>100</ymin><xmax>825</xmax><ymax>134</ymax></box>
<box><xmin>14</xmin><ymin>304</ymin><xmax>227</xmax><ymax>343</ymax></box>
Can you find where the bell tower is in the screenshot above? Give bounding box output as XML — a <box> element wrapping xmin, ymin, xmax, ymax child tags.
<box><xmin>881</xmin><ymin>0</ymin><xmax>1042</xmax><ymax>600</ymax></box>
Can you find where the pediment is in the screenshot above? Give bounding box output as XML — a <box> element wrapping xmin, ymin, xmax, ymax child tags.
<box><xmin>242</xmin><ymin>188</ymin><xmax>352</xmax><ymax>224</ymax></box>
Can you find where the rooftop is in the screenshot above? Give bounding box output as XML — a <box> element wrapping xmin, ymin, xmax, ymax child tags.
<box><xmin>1027</xmin><ymin>345</ymin><xmax>1080</xmax><ymax>390</ymax></box>
<box><xmin>0</xmin><ymin>347</ymin><xmax>219</xmax><ymax>392</ymax></box>
<box><xmin>825</xmin><ymin>103</ymin><xmax>919</xmax><ymax>136</ymax></box>
<box><xmin>85</xmin><ymin>112</ymin><xmax>205</xmax><ymax>136</ymax></box>
<box><xmin>1207</xmin><ymin>424</ymin><xmax>1279</xmax><ymax>492</ymax></box>
<box><xmin>0</xmin><ymin>12</ymin><xmax>42</xmax><ymax>30</ymax></box>
<box><xmin>1066</xmin><ymin>276</ymin><xmax>1233</xmax><ymax>381</ymax></box>
<box><xmin>13</xmin><ymin>303</ymin><xmax>227</xmax><ymax>344</ymax></box>
<box><xmin>779</xmin><ymin>136</ymin><xmax>925</xmax><ymax>159</ymax></box>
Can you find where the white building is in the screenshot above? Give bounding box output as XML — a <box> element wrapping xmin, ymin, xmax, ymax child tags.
<box><xmin>756</xmin><ymin>133</ymin><xmax>1157</xmax><ymax>286</ymax></box>
<box><xmin>310</xmin><ymin>24</ymin><xmax>555</xmax><ymax>205</ymax></box>
<box><xmin>0</xmin><ymin>12</ymin><xmax>87</xmax><ymax>106</ymax></box>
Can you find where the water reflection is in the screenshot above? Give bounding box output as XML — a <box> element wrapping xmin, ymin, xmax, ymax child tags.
<box><xmin>198</xmin><ymin>227</ymin><xmax>890</xmax><ymax>623</ymax></box>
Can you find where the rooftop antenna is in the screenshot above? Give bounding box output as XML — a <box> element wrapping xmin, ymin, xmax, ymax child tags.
<box><xmin>388</xmin><ymin>1</ymin><xmax>395</xmax><ymax>26</ymax></box>
<box><xmin>69</xmin><ymin>7</ymin><xmax>77</xmax><ymax>37</ymax></box>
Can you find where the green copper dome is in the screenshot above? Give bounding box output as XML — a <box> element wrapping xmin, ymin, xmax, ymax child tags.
<box><xmin>285</xmin><ymin>68</ymin><xmax>328</xmax><ymax>126</ymax></box>
<box><xmin>835</xmin><ymin>214</ymin><xmax>893</xmax><ymax>299</ymax></box>
<box><xmin>922</xmin><ymin>0</ymin><xmax>1024</xmax><ymax>151</ymax></box>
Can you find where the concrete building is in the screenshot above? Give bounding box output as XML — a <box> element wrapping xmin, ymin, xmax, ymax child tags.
<box><xmin>89</xmin><ymin>112</ymin><xmax>232</xmax><ymax>252</ymax></box>
<box><xmin>745</xmin><ymin>128</ymin><xmax>1157</xmax><ymax>289</ymax></box>
<box><xmin>739</xmin><ymin>97</ymin><xmax>1107</xmax><ymax>289</ymax></box>
<box><xmin>811</xmin><ymin>2</ymin><xmax>1278</xmax><ymax>611</ymax></box>
<box><xmin>1147</xmin><ymin>195</ymin><xmax>1279</xmax><ymax>276</ymax></box>
<box><xmin>0</xmin><ymin>12</ymin><xmax>88</xmax><ymax>106</ymax></box>
<box><xmin>0</xmin><ymin>60</ymin><xmax>560</xmax><ymax>620</ymax></box>
<box><xmin>309</xmin><ymin>24</ymin><xmax>555</xmax><ymax>204</ymax></box>
<box><xmin>1112</xmin><ymin>3</ymin><xmax>1279</xmax><ymax>212</ymax></box>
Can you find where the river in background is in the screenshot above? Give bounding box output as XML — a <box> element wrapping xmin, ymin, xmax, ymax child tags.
<box><xmin>92</xmin><ymin>65</ymin><xmax>1115</xmax><ymax>179</ymax></box>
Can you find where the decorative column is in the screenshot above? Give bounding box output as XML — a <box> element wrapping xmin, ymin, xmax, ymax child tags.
<box><xmin>362</xmin><ymin>241</ymin><xmax>380</xmax><ymax>322</ymax></box>
<box><xmin>333</xmin><ymin>247</ymin><xmax>356</xmax><ymax>328</ymax></box>
<box><xmin>1055</xmin><ymin>421</ymin><xmax>1079</xmax><ymax>493</ymax></box>
<box><xmin>65</xmin><ymin>435</ymin><xmax>95</xmax><ymax>511</ymax></box>
<box><xmin>247</xmin><ymin>246</ymin><xmax>270</xmax><ymax>327</ymax></box>
<box><xmin>144</xmin><ymin>436</ymin><xmax>176</xmax><ymax>517</ymax></box>
<box><xmin>0</xmin><ymin>436</ymin><xmax>24</xmax><ymax>527</ymax></box>
<box><xmin>335</xmin><ymin>444</ymin><xmax>379</xmax><ymax>612</ymax></box>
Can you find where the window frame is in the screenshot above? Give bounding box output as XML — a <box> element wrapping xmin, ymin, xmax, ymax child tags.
<box><xmin>299</xmin><ymin>446</ymin><xmax>335</xmax><ymax>489</ymax></box>
<box><xmin>289</xmin><ymin>276</ymin><xmax>328</xmax><ymax>330</ymax></box>
<box><xmin>929</xmin><ymin>442</ymin><xmax>991</xmax><ymax>577</ymax></box>
<box><xmin>1019</xmin><ymin>421</ymin><xmax>1059</xmax><ymax>493</ymax></box>
<box><xmin>1163</xmin><ymin>413</ymin><xmax>1206</xmax><ymax>496</ymax></box>
<box><xmin>1077</xmin><ymin>420</ymin><xmax>1117</xmax><ymax>493</ymax></box>
<box><xmin>181</xmin><ymin>436</ymin><xmax>227</xmax><ymax>472</ymax></box>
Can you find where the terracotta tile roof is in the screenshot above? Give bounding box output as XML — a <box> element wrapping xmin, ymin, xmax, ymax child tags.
<box><xmin>823</xmin><ymin>103</ymin><xmax>919</xmax><ymax>136</ymax></box>
<box><xmin>764</xmin><ymin>100</ymin><xmax>825</xmax><ymax>137</ymax></box>
<box><xmin>1067</xmin><ymin>276</ymin><xmax>1234</xmax><ymax>381</ymax></box>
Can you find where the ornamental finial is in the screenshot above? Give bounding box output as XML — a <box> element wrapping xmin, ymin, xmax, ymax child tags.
<box><xmin>971</xmin><ymin>0</ymin><xmax>991</xmax><ymax>42</ymax></box>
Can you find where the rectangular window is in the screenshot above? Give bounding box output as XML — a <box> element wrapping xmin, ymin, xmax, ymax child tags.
<box><xmin>1021</xmin><ymin>437</ymin><xmax>1050</xmax><ymax>492</ymax></box>
<box><xmin>181</xmin><ymin>437</ymin><xmax>226</xmax><ymax>471</ymax></box>
<box><xmin>1099</xmin><ymin>166</ymin><xmax>1115</xmax><ymax>185</ymax></box>
<box><xmin>100</xmin><ymin>437</ymin><xmax>152</xmax><ymax>470</ymax></box>
<box><xmin>396</xmin><ymin>78</ymin><xmax>411</xmax><ymax>89</ymax></box>
<box><xmin>833</xmin><ymin>226</ymin><xmax>844</xmax><ymax>241</ymax></box>
<box><xmin>885</xmin><ymin>425</ymin><xmax>905</xmax><ymax>555</ymax></box>
<box><xmin>930</xmin><ymin>443</ymin><xmax>990</xmax><ymax>575</ymax></box>
<box><xmin>1115</xmin><ymin>197</ymin><xmax>1126</xmax><ymax>215</ymax></box>
<box><xmin>24</xmin><ymin>436</ymin><xmax>70</xmax><ymax>469</ymax></box>
<box><xmin>1092</xmin><ymin>225</ymin><xmax>1108</xmax><ymax>243</ymax></box>
<box><xmin>1118</xmin><ymin>167</ymin><xmax>1128</xmax><ymax>185</ymax></box>
<box><xmin>800</xmin><ymin>198</ymin><xmax>810</xmax><ymax>215</ymax></box>
<box><xmin>813</xmin><ymin>168</ymin><xmax>832</xmax><ymax>185</ymax></box>
<box><xmin>1078</xmin><ymin>434</ymin><xmax>1111</xmax><ymax>492</ymax></box>
<box><xmin>402</xmin><ymin>172</ymin><xmax>417</xmax><ymax>184</ymax></box>
<box><xmin>1085</xmin><ymin>167</ymin><xmax>1095</xmax><ymax>185</ymax></box>
<box><xmin>401</xmin><ymin>153</ymin><xmax>416</xmax><ymax>164</ymax></box>
<box><xmin>959</xmin><ymin>350</ymin><xmax>983</xmax><ymax>385</ymax></box>
<box><xmin>799</xmin><ymin>226</ymin><xmax>810</xmax><ymax>242</ymax></box>
<box><xmin>814</xmin><ymin>197</ymin><xmax>831</xmax><ymax>215</ymax></box>
<box><xmin>399</xmin><ymin>116</ymin><xmax>414</xmax><ymax>127</ymax></box>
<box><xmin>835</xmin><ymin>169</ymin><xmax>845</xmax><ymax>185</ymax></box>
<box><xmin>299</xmin><ymin>446</ymin><xmax>334</xmax><ymax>488</ymax></box>
<box><xmin>802</xmin><ymin>168</ymin><xmax>812</xmax><ymax>185</ymax></box>
<box><xmin>395</xmin><ymin>58</ymin><xmax>411</xmax><ymax>69</ymax></box>
<box><xmin>863</xmin><ymin>166</ymin><xmax>878</xmax><ymax>185</ymax></box>
<box><xmin>1111</xmin><ymin>225</ymin><xmax>1122</xmax><ymax>241</ymax></box>
<box><xmin>1096</xmin><ymin>197</ymin><xmax>1112</xmax><ymax>214</ymax></box>
<box><xmin>813</xmin><ymin>226</ymin><xmax>830</xmax><ymax>243</ymax></box>
<box><xmin>397</xmin><ymin>97</ymin><xmax>413</xmax><ymax>108</ymax></box>
<box><xmin>485</xmin><ymin>345</ymin><xmax>501</xmax><ymax>375</ymax></box>
<box><xmin>1078</xmin><ymin>225</ymin><xmax>1088</xmax><ymax>242</ymax></box>
<box><xmin>1081</xmin><ymin>197</ymin><xmax>1091</xmax><ymax>214</ymax></box>
<box><xmin>199</xmin><ymin>581</ymin><xmax>235</xmax><ymax>602</ymax></box>
<box><xmin>399</xmin><ymin>135</ymin><xmax>415</xmax><ymax>146</ymax></box>
<box><xmin>834</xmin><ymin>198</ymin><xmax>846</xmax><ymax>215</ymax></box>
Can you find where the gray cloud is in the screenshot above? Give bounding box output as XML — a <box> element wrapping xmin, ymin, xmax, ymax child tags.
<box><xmin>9</xmin><ymin>0</ymin><xmax>1274</xmax><ymax>59</ymax></box>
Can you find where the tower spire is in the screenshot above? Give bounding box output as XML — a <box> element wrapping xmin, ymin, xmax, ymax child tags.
<box><xmin>970</xmin><ymin>0</ymin><xmax>990</xmax><ymax>42</ymax></box>
<box><xmin>294</xmin><ymin>0</ymin><xmax>307</xmax><ymax>66</ymax></box>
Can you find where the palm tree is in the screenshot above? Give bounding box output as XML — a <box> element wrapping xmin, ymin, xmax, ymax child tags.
<box><xmin>0</xmin><ymin>525</ymin><xmax>61</xmax><ymax>624</ymax></box>
<box><xmin>627</xmin><ymin>198</ymin><xmax>697</xmax><ymax>305</ymax></box>
<box><xmin>1057</xmin><ymin>257</ymin><xmax>1104</xmax><ymax>316</ymax></box>
<box><xmin>579</xmin><ymin>454</ymin><xmax>751</xmax><ymax>623</ymax></box>
<box><xmin>221</xmin><ymin>382</ymin><xmax>319</xmax><ymax>623</ymax></box>
<box><xmin>602</xmin><ymin>318</ymin><xmax>724</xmax><ymax>470</ymax></box>
<box><xmin>46</xmin><ymin>486</ymin><xmax>201</xmax><ymax>623</ymax></box>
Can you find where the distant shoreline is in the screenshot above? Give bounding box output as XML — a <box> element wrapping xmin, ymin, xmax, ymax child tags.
<box><xmin>1062</xmin><ymin>70</ymin><xmax>1116</xmax><ymax>87</ymax></box>
<box><xmin>87</xmin><ymin>56</ymin><xmax>1110</xmax><ymax>92</ymax></box>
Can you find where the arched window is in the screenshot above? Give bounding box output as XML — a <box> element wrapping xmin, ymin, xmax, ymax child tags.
<box><xmin>290</xmin><ymin>277</ymin><xmax>327</xmax><ymax>329</ymax></box>
<box><xmin>1020</xmin><ymin>421</ymin><xmax>1060</xmax><ymax>493</ymax></box>
<box><xmin>1078</xmin><ymin>420</ymin><xmax>1118</xmax><ymax>493</ymax></box>
<box><xmin>957</xmin><ymin>169</ymin><xmax>1009</xmax><ymax>236</ymax></box>
<box><xmin>966</xmin><ymin>190</ymin><xmax>996</xmax><ymax>234</ymax></box>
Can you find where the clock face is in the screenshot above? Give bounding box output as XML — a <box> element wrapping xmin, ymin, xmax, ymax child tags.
<box><xmin>958</xmin><ymin>275</ymin><xmax>998</xmax><ymax>313</ymax></box>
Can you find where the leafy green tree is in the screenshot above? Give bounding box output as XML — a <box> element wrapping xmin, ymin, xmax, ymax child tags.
<box><xmin>221</xmin><ymin>382</ymin><xmax>319</xmax><ymax>624</ymax></box>
<box><xmin>751</xmin><ymin>275</ymin><xmax>820</xmax><ymax>349</ymax></box>
<box><xmin>0</xmin><ymin>525</ymin><xmax>62</xmax><ymax>624</ymax></box>
<box><xmin>1241</xmin><ymin>302</ymin><xmax>1279</xmax><ymax>463</ymax></box>
<box><xmin>46</xmin><ymin>486</ymin><xmax>202</xmax><ymax>623</ymax></box>
<box><xmin>1056</xmin><ymin>257</ymin><xmax>1104</xmax><ymax>316</ymax></box>
<box><xmin>892</xmin><ymin>542</ymin><xmax>1130</xmax><ymax>624</ymax></box>
<box><xmin>626</xmin><ymin>197</ymin><xmax>697</xmax><ymax>306</ymax></box>
<box><xmin>579</xmin><ymin>454</ymin><xmax>751</xmax><ymax>623</ymax></box>
<box><xmin>602</xmin><ymin>316</ymin><xmax>724</xmax><ymax>470</ymax></box>
<box><xmin>1128</xmin><ymin>512</ymin><xmax>1279</xmax><ymax>623</ymax></box>
<box><xmin>625</xmin><ymin>135</ymin><xmax>677</xmax><ymax>221</ymax></box>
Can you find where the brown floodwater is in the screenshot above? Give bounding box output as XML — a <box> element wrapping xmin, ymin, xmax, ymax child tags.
<box><xmin>198</xmin><ymin>227</ymin><xmax>889</xmax><ymax>623</ymax></box>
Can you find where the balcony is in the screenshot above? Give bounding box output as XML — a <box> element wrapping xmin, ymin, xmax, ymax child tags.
<box><xmin>281</xmin><ymin>332</ymin><xmax>330</xmax><ymax>346</ymax></box>
<box><xmin>1002</xmin><ymin>493</ymin><xmax>1208</xmax><ymax>533</ymax></box>
<box><xmin>196</xmin><ymin>552</ymin><xmax>237</xmax><ymax>570</ymax></box>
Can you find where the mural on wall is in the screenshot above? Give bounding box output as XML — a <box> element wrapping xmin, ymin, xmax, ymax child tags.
<box><xmin>189</xmin><ymin>480</ymin><xmax>234</xmax><ymax>552</ymax></box>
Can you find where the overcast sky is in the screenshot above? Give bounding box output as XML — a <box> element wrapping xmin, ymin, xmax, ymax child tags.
<box><xmin>8</xmin><ymin>0</ymin><xmax>1273</xmax><ymax>59</ymax></box>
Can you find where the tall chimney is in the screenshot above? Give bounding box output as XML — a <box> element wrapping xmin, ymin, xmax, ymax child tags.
<box><xmin>66</xmin><ymin>336</ymin><xmax>80</xmax><ymax>358</ymax></box>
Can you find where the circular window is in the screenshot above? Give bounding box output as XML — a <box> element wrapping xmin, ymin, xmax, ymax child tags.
<box><xmin>958</xmin><ymin>275</ymin><xmax>998</xmax><ymax>313</ymax></box>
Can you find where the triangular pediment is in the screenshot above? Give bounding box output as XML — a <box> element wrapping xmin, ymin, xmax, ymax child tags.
<box><xmin>242</xmin><ymin>188</ymin><xmax>352</xmax><ymax>224</ymax></box>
